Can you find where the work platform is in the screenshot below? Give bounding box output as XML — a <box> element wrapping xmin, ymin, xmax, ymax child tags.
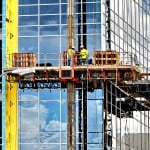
<box><xmin>5</xmin><ymin>64</ymin><xmax>139</xmax><ymax>85</ymax></box>
<box><xmin>4</xmin><ymin>62</ymin><xmax>150</xmax><ymax>116</ymax></box>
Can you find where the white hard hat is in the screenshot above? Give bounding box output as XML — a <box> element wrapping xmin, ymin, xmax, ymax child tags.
<box><xmin>80</xmin><ymin>45</ymin><xmax>84</xmax><ymax>48</ymax></box>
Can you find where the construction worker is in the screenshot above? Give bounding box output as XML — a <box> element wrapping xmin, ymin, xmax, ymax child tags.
<box><xmin>135</xmin><ymin>63</ymin><xmax>141</xmax><ymax>79</ymax></box>
<box><xmin>80</xmin><ymin>45</ymin><xmax>89</xmax><ymax>65</ymax></box>
<box><xmin>135</xmin><ymin>63</ymin><xmax>141</xmax><ymax>73</ymax></box>
<box><xmin>67</xmin><ymin>46</ymin><xmax>75</xmax><ymax>66</ymax></box>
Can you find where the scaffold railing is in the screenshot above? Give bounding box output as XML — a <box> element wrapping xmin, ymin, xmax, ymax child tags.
<box><xmin>4</xmin><ymin>51</ymin><xmax>144</xmax><ymax>69</ymax></box>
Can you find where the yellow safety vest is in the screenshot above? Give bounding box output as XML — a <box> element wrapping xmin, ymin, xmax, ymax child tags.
<box><xmin>67</xmin><ymin>48</ymin><xmax>75</xmax><ymax>59</ymax></box>
<box><xmin>80</xmin><ymin>49</ymin><xmax>89</xmax><ymax>59</ymax></box>
<box><xmin>136</xmin><ymin>65</ymin><xmax>141</xmax><ymax>72</ymax></box>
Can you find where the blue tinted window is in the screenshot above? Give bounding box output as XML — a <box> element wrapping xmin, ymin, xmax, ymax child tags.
<box><xmin>40</xmin><ymin>26</ymin><xmax>59</xmax><ymax>35</ymax></box>
<box><xmin>61</xmin><ymin>15</ymin><xmax>67</xmax><ymax>24</ymax></box>
<box><xmin>19</xmin><ymin>37</ymin><xmax>38</xmax><ymax>53</ymax></box>
<box><xmin>18</xmin><ymin>0</ymin><xmax>102</xmax><ymax>149</ymax></box>
<box><xmin>61</xmin><ymin>4</ymin><xmax>67</xmax><ymax>14</ymax></box>
<box><xmin>40</xmin><ymin>5</ymin><xmax>59</xmax><ymax>14</ymax></box>
<box><xmin>19</xmin><ymin>16</ymin><xmax>38</xmax><ymax>26</ymax></box>
<box><xmin>19</xmin><ymin>6</ymin><xmax>38</xmax><ymax>15</ymax></box>
<box><xmin>19</xmin><ymin>26</ymin><xmax>38</xmax><ymax>36</ymax></box>
<box><xmin>40</xmin><ymin>0</ymin><xmax>59</xmax><ymax>4</ymax></box>
<box><xmin>19</xmin><ymin>0</ymin><xmax>38</xmax><ymax>5</ymax></box>
<box><xmin>40</xmin><ymin>15</ymin><xmax>59</xmax><ymax>25</ymax></box>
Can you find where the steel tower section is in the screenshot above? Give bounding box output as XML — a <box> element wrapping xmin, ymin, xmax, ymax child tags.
<box><xmin>2</xmin><ymin>0</ymin><xmax>18</xmax><ymax>150</ymax></box>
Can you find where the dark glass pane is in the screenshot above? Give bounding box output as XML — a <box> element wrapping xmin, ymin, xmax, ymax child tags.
<box><xmin>40</xmin><ymin>26</ymin><xmax>59</xmax><ymax>35</ymax></box>
<box><xmin>40</xmin><ymin>0</ymin><xmax>59</xmax><ymax>4</ymax></box>
<box><xmin>19</xmin><ymin>6</ymin><xmax>38</xmax><ymax>15</ymax></box>
<box><xmin>40</xmin><ymin>5</ymin><xmax>59</xmax><ymax>14</ymax></box>
<box><xmin>61</xmin><ymin>15</ymin><xmax>67</xmax><ymax>24</ymax></box>
<box><xmin>19</xmin><ymin>0</ymin><xmax>38</xmax><ymax>5</ymax></box>
<box><xmin>19</xmin><ymin>26</ymin><xmax>38</xmax><ymax>36</ymax></box>
<box><xmin>19</xmin><ymin>16</ymin><xmax>38</xmax><ymax>26</ymax></box>
<box><xmin>40</xmin><ymin>15</ymin><xmax>59</xmax><ymax>25</ymax></box>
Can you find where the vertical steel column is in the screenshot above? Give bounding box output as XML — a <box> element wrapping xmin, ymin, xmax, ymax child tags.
<box><xmin>105</xmin><ymin>0</ymin><xmax>111</xmax><ymax>50</ymax></box>
<box><xmin>67</xmin><ymin>82</ymin><xmax>76</xmax><ymax>150</ymax></box>
<box><xmin>103</xmin><ymin>81</ymin><xmax>108</xmax><ymax>150</ymax></box>
<box><xmin>104</xmin><ymin>81</ymin><xmax>113</xmax><ymax>149</ymax></box>
<box><xmin>78</xmin><ymin>88</ymin><xmax>87</xmax><ymax>150</ymax></box>
<box><xmin>78</xmin><ymin>0</ymin><xmax>87</xmax><ymax>149</ymax></box>
<box><xmin>78</xmin><ymin>0</ymin><xmax>87</xmax><ymax>48</ymax></box>
<box><xmin>104</xmin><ymin>1</ymin><xmax>112</xmax><ymax>146</ymax></box>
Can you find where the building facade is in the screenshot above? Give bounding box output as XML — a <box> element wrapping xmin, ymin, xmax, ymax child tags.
<box><xmin>2</xmin><ymin>0</ymin><xmax>150</xmax><ymax>150</ymax></box>
<box><xmin>3</xmin><ymin>0</ymin><xmax>103</xmax><ymax>150</ymax></box>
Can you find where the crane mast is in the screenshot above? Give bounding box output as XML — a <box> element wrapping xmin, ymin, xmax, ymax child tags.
<box><xmin>67</xmin><ymin>0</ymin><xmax>76</xmax><ymax>149</ymax></box>
<box><xmin>67</xmin><ymin>0</ymin><xmax>88</xmax><ymax>149</ymax></box>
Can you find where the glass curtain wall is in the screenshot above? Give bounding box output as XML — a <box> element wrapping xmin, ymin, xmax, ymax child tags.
<box><xmin>109</xmin><ymin>0</ymin><xmax>150</xmax><ymax>71</ymax></box>
<box><xmin>101</xmin><ymin>0</ymin><xmax>150</xmax><ymax>149</ymax></box>
<box><xmin>18</xmin><ymin>0</ymin><xmax>102</xmax><ymax>149</ymax></box>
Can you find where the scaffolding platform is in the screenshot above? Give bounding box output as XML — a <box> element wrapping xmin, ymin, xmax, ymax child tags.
<box><xmin>5</xmin><ymin>64</ymin><xmax>139</xmax><ymax>87</ymax></box>
<box><xmin>4</xmin><ymin>64</ymin><xmax>150</xmax><ymax>117</ymax></box>
<box><xmin>5</xmin><ymin>65</ymin><xmax>138</xmax><ymax>92</ymax></box>
<box><xmin>5</xmin><ymin>64</ymin><xmax>150</xmax><ymax>114</ymax></box>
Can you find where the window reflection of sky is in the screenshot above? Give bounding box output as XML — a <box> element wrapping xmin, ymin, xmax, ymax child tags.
<box><xmin>18</xmin><ymin>0</ymin><xmax>102</xmax><ymax>149</ymax></box>
<box><xmin>19</xmin><ymin>89</ymin><xmax>103</xmax><ymax>149</ymax></box>
<box><xmin>19</xmin><ymin>6</ymin><xmax>38</xmax><ymax>15</ymax></box>
<box><xmin>17</xmin><ymin>0</ymin><xmax>150</xmax><ymax>149</ymax></box>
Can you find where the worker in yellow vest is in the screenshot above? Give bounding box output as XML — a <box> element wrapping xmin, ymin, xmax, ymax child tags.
<box><xmin>80</xmin><ymin>45</ymin><xmax>89</xmax><ymax>65</ymax></box>
<box><xmin>135</xmin><ymin>63</ymin><xmax>141</xmax><ymax>79</ymax></box>
<box><xmin>135</xmin><ymin>63</ymin><xmax>141</xmax><ymax>72</ymax></box>
<box><xmin>67</xmin><ymin>46</ymin><xmax>75</xmax><ymax>66</ymax></box>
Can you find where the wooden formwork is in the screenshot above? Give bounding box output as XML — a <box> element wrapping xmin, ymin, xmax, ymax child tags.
<box><xmin>12</xmin><ymin>53</ymin><xmax>36</xmax><ymax>67</ymax></box>
<box><xmin>94</xmin><ymin>50</ymin><xmax>120</xmax><ymax>65</ymax></box>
